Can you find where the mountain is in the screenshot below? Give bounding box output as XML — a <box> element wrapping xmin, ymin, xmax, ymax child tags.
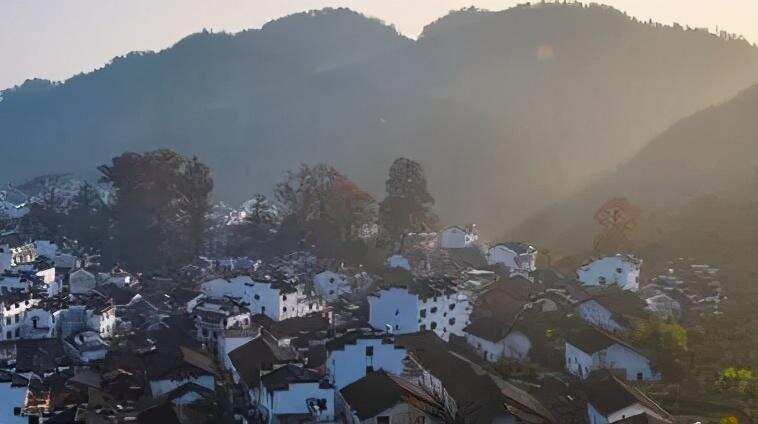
<box><xmin>512</xmin><ymin>83</ymin><xmax>758</xmax><ymax>264</ymax></box>
<box><xmin>3</xmin><ymin>4</ymin><xmax>758</xmax><ymax>235</ymax></box>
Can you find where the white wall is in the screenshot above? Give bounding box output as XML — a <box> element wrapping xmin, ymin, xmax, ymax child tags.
<box><xmin>587</xmin><ymin>402</ymin><xmax>610</xmax><ymax>424</ymax></box>
<box><xmin>503</xmin><ymin>331</ymin><xmax>532</xmax><ymax>361</ymax></box>
<box><xmin>327</xmin><ymin>339</ymin><xmax>407</xmax><ymax>389</ymax></box>
<box><xmin>439</xmin><ymin>228</ymin><xmax>470</xmax><ymax>249</ymax></box>
<box><xmin>418</xmin><ymin>293</ymin><xmax>470</xmax><ymax>341</ymax></box>
<box><xmin>314</xmin><ymin>271</ymin><xmax>351</xmax><ymax>302</ymax></box>
<box><xmin>465</xmin><ymin>332</ymin><xmax>504</xmax><ymax>362</ymax></box>
<box><xmin>1</xmin><ymin>298</ymin><xmax>40</xmax><ymax>340</ymax></box>
<box><xmin>261</xmin><ymin>382</ymin><xmax>334</xmax><ymax>423</ymax></box>
<box><xmin>577</xmin><ymin>256</ymin><xmax>641</xmax><ymax>291</ymax></box>
<box><xmin>577</xmin><ymin>301</ymin><xmax>626</xmax><ymax>333</ymax></box>
<box><xmin>368</xmin><ymin>288</ymin><xmax>420</xmax><ymax>335</ymax></box>
<box><xmin>565</xmin><ymin>342</ymin><xmax>594</xmax><ymax>379</ymax></box>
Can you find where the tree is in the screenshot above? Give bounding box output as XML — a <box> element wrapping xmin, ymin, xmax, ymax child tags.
<box><xmin>98</xmin><ymin>149</ymin><xmax>213</xmax><ymax>271</ymax></box>
<box><xmin>64</xmin><ymin>182</ymin><xmax>109</xmax><ymax>253</ymax></box>
<box><xmin>242</xmin><ymin>194</ymin><xmax>279</xmax><ymax>228</ymax></box>
<box><xmin>632</xmin><ymin>318</ymin><xmax>689</xmax><ymax>381</ymax></box>
<box><xmin>378</xmin><ymin>158</ymin><xmax>438</xmax><ymax>247</ymax></box>
<box><xmin>275</xmin><ymin>163</ymin><xmax>375</xmax><ymax>243</ymax></box>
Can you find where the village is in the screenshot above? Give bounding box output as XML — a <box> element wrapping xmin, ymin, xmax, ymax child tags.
<box><xmin>0</xmin><ymin>162</ymin><xmax>738</xmax><ymax>424</ymax></box>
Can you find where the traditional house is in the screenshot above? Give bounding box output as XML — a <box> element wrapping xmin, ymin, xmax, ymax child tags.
<box><xmin>1</xmin><ymin>294</ymin><xmax>41</xmax><ymax>340</ymax></box>
<box><xmin>368</xmin><ymin>279</ymin><xmax>471</xmax><ymax>341</ymax></box>
<box><xmin>62</xmin><ymin>330</ymin><xmax>108</xmax><ymax>363</ymax></box>
<box><xmin>565</xmin><ymin>326</ymin><xmax>660</xmax><ymax>382</ymax></box>
<box><xmin>200</xmin><ymin>275</ymin><xmax>324</xmax><ymax>321</ymax></box>
<box><xmin>486</xmin><ymin>242</ymin><xmax>538</xmax><ymax>273</ymax></box>
<box><xmin>577</xmin><ymin>255</ymin><xmax>642</xmax><ymax>292</ymax></box>
<box><xmin>19</xmin><ymin>308</ymin><xmax>55</xmax><ymax>339</ymax></box>
<box><xmin>340</xmin><ymin>371</ymin><xmax>449</xmax><ymax>424</ymax></box>
<box><xmin>575</xmin><ymin>289</ymin><xmax>648</xmax><ymax>334</ymax></box>
<box><xmin>584</xmin><ymin>370</ymin><xmax>671</xmax><ymax>424</ymax></box>
<box><xmin>227</xmin><ymin>330</ymin><xmax>299</xmax><ymax>396</ymax></box>
<box><xmin>438</xmin><ymin>226</ymin><xmax>478</xmax><ymax>249</ymax></box>
<box><xmin>256</xmin><ymin>363</ymin><xmax>335</xmax><ymax>424</ymax></box>
<box><xmin>325</xmin><ymin>330</ymin><xmax>407</xmax><ymax>389</ymax></box>
<box><xmin>69</xmin><ymin>269</ymin><xmax>98</xmax><ymax>295</ymax></box>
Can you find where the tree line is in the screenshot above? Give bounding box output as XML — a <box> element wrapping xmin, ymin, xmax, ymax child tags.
<box><xmin>21</xmin><ymin>150</ymin><xmax>437</xmax><ymax>273</ymax></box>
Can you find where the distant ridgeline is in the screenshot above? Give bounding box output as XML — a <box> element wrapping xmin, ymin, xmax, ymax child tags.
<box><xmin>2</xmin><ymin>4</ymin><xmax>758</xmax><ymax>236</ymax></box>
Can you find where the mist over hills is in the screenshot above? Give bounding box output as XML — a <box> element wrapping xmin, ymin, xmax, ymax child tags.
<box><xmin>3</xmin><ymin>3</ymin><xmax>758</xmax><ymax>235</ymax></box>
<box><xmin>512</xmin><ymin>82</ymin><xmax>758</xmax><ymax>261</ymax></box>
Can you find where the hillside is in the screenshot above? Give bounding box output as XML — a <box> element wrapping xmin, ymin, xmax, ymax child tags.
<box><xmin>512</xmin><ymin>83</ymin><xmax>758</xmax><ymax>266</ymax></box>
<box><xmin>3</xmin><ymin>4</ymin><xmax>758</xmax><ymax>234</ymax></box>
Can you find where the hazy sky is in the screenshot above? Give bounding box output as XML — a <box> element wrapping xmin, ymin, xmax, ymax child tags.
<box><xmin>2</xmin><ymin>0</ymin><xmax>757</xmax><ymax>90</ymax></box>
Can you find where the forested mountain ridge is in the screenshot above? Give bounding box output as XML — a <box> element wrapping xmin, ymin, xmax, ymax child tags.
<box><xmin>3</xmin><ymin>3</ymin><xmax>758</xmax><ymax>235</ymax></box>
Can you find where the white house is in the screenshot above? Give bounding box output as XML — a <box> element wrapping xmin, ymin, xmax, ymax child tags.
<box><xmin>32</xmin><ymin>241</ymin><xmax>58</xmax><ymax>259</ymax></box>
<box><xmin>313</xmin><ymin>271</ymin><xmax>352</xmax><ymax>302</ymax></box>
<box><xmin>63</xmin><ymin>330</ymin><xmax>108</xmax><ymax>363</ymax></box>
<box><xmin>463</xmin><ymin>317</ymin><xmax>532</xmax><ymax>362</ymax></box>
<box><xmin>584</xmin><ymin>370</ymin><xmax>671</xmax><ymax>424</ymax></box>
<box><xmin>1</xmin><ymin>296</ymin><xmax>41</xmax><ymax>341</ymax></box>
<box><xmin>438</xmin><ymin>226</ymin><xmax>477</xmax><ymax>249</ymax></box>
<box><xmin>565</xmin><ymin>326</ymin><xmax>660</xmax><ymax>382</ymax></box>
<box><xmin>325</xmin><ymin>331</ymin><xmax>407</xmax><ymax>389</ymax></box>
<box><xmin>368</xmin><ymin>282</ymin><xmax>470</xmax><ymax>341</ymax></box>
<box><xmin>256</xmin><ymin>364</ymin><xmax>334</xmax><ymax>424</ymax></box>
<box><xmin>486</xmin><ymin>242</ymin><xmax>538</xmax><ymax>273</ymax></box>
<box><xmin>200</xmin><ymin>275</ymin><xmax>324</xmax><ymax>321</ymax></box>
<box><xmin>577</xmin><ymin>255</ymin><xmax>642</xmax><ymax>292</ymax></box>
<box><xmin>576</xmin><ymin>300</ymin><xmax>630</xmax><ymax>334</ymax></box>
<box><xmin>19</xmin><ymin>308</ymin><xmax>55</xmax><ymax>339</ymax></box>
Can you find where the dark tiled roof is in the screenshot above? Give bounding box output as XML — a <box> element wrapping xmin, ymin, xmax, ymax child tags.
<box><xmin>616</xmin><ymin>413</ymin><xmax>672</xmax><ymax>424</ymax></box>
<box><xmin>228</xmin><ymin>331</ymin><xmax>298</xmax><ymax>387</ymax></box>
<box><xmin>16</xmin><ymin>338</ymin><xmax>71</xmax><ymax>373</ymax></box>
<box><xmin>136</xmin><ymin>402</ymin><xmax>181</xmax><ymax>424</ymax></box>
<box><xmin>463</xmin><ymin>317</ymin><xmax>511</xmax><ymax>343</ymax></box>
<box><xmin>584</xmin><ymin>370</ymin><xmax>669</xmax><ymax>419</ymax></box>
<box><xmin>493</xmin><ymin>242</ymin><xmax>533</xmax><ymax>255</ymax></box>
<box><xmin>324</xmin><ymin>330</ymin><xmax>395</xmax><ymax>352</ymax></box>
<box><xmin>260</xmin><ymin>364</ymin><xmax>323</xmax><ymax>392</ymax></box>
<box><xmin>567</xmin><ymin>326</ymin><xmax>642</xmax><ymax>356</ymax></box>
<box><xmin>396</xmin><ymin>332</ymin><xmax>510</xmax><ymax>424</ymax></box>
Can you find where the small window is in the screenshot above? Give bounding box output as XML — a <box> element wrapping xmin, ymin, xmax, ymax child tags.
<box><xmin>598</xmin><ymin>276</ymin><xmax>607</xmax><ymax>285</ymax></box>
<box><xmin>282</xmin><ymin>307</ymin><xmax>287</xmax><ymax>312</ymax></box>
<box><xmin>430</xmin><ymin>322</ymin><xmax>437</xmax><ymax>330</ymax></box>
<box><xmin>14</xmin><ymin>328</ymin><xmax>19</xmax><ymax>337</ymax></box>
<box><xmin>394</xmin><ymin>325</ymin><xmax>399</xmax><ymax>331</ymax></box>
<box><xmin>282</xmin><ymin>295</ymin><xmax>287</xmax><ymax>301</ymax></box>
<box><xmin>329</xmin><ymin>290</ymin><xmax>334</xmax><ymax>295</ymax></box>
<box><xmin>430</xmin><ymin>307</ymin><xmax>438</xmax><ymax>314</ymax></box>
<box><xmin>616</xmin><ymin>268</ymin><xmax>623</xmax><ymax>274</ymax></box>
<box><xmin>309</xmin><ymin>303</ymin><xmax>314</xmax><ymax>310</ymax></box>
<box><xmin>394</xmin><ymin>309</ymin><xmax>399</xmax><ymax>316</ymax></box>
<box><xmin>419</xmin><ymin>309</ymin><xmax>427</xmax><ymax>318</ymax></box>
<box><xmin>366</xmin><ymin>346</ymin><xmax>374</xmax><ymax>356</ymax></box>
<box><xmin>366</xmin><ymin>366</ymin><xmax>374</xmax><ymax>374</ymax></box>
<box><xmin>449</xmin><ymin>304</ymin><xmax>455</xmax><ymax>311</ymax></box>
<box><xmin>14</xmin><ymin>314</ymin><xmax>19</xmax><ymax>323</ymax></box>
<box><xmin>448</xmin><ymin>318</ymin><xmax>456</xmax><ymax>326</ymax></box>
<box><xmin>636</xmin><ymin>372</ymin><xmax>643</xmax><ymax>381</ymax></box>
<box><xmin>419</xmin><ymin>324</ymin><xmax>426</xmax><ymax>331</ymax></box>
<box><xmin>254</xmin><ymin>294</ymin><xmax>260</xmax><ymax>300</ymax></box>
<box><xmin>4</xmin><ymin>317</ymin><xmax>9</xmax><ymax>325</ymax></box>
<box><xmin>5</xmin><ymin>331</ymin><xmax>10</xmax><ymax>339</ymax></box>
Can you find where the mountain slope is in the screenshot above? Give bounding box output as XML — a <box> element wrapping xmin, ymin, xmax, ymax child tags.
<box><xmin>2</xmin><ymin>4</ymin><xmax>758</xmax><ymax>235</ymax></box>
<box><xmin>511</xmin><ymin>83</ymin><xmax>758</xmax><ymax>255</ymax></box>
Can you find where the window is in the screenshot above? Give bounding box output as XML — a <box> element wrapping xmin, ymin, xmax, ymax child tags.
<box><xmin>329</xmin><ymin>290</ymin><xmax>334</xmax><ymax>295</ymax></box>
<box><xmin>14</xmin><ymin>314</ymin><xmax>19</xmax><ymax>323</ymax></box>
<box><xmin>430</xmin><ymin>322</ymin><xmax>437</xmax><ymax>330</ymax></box>
<box><xmin>394</xmin><ymin>325</ymin><xmax>399</xmax><ymax>331</ymax></box>
<box><xmin>419</xmin><ymin>309</ymin><xmax>426</xmax><ymax>318</ymax></box>
<box><xmin>282</xmin><ymin>307</ymin><xmax>287</xmax><ymax>313</ymax></box>
<box><xmin>430</xmin><ymin>307</ymin><xmax>438</xmax><ymax>314</ymax></box>
<box><xmin>282</xmin><ymin>295</ymin><xmax>287</xmax><ymax>301</ymax></box>
<box><xmin>448</xmin><ymin>318</ymin><xmax>456</xmax><ymax>326</ymax></box>
<box><xmin>636</xmin><ymin>372</ymin><xmax>643</xmax><ymax>381</ymax></box>
<box><xmin>5</xmin><ymin>331</ymin><xmax>10</xmax><ymax>339</ymax></box>
<box><xmin>394</xmin><ymin>309</ymin><xmax>399</xmax><ymax>316</ymax></box>
<box><xmin>366</xmin><ymin>346</ymin><xmax>374</xmax><ymax>356</ymax></box>
<box><xmin>449</xmin><ymin>304</ymin><xmax>455</xmax><ymax>311</ymax></box>
<box><xmin>598</xmin><ymin>276</ymin><xmax>607</xmax><ymax>285</ymax></box>
<box><xmin>616</xmin><ymin>268</ymin><xmax>623</xmax><ymax>274</ymax></box>
<box><xmin>4</xmin><ymin>317</ymin><xmax>9</xmax><ymax>325</ymax></box>
<box><xmin>254</xmin><ymin>294</ymin><xmax>260</xmax><ymax>300</ymax></box>
<box><xmin>419</xmin><ymin>324</ymin><xmax>426</xmax><ymax>331</ymax></box>
<box><xmin>14</xmin><ymin>328</ymin><xmax>19</xmax><ymax>338</ymax></box>
<box><xmin>366</xmin><ymin>366</ymin><xmax>374</xmax><ymax>374</ymax></box>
